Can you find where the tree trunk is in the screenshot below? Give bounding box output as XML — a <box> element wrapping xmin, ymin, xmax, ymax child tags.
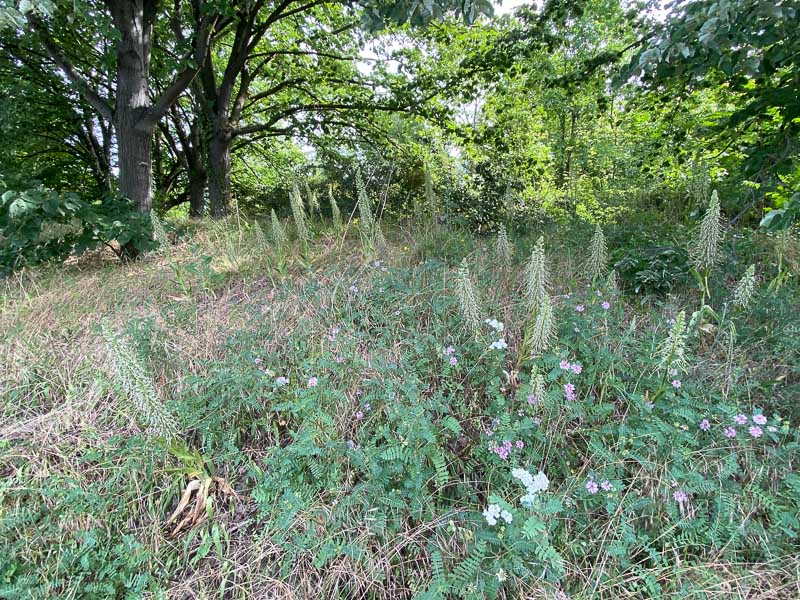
<box><xmin>207</xmin><ymin>121</ymin><xmax>232</xmax><ymax>218</ymax></box>
<box><xmin>189</xmin><ymin>167</ymin><xmax>207</xmax><ymax>217</ymax></box>
<box><xmin>111</xmin><ymin>0</ymin><xmax>155</xmax><ymax>214</ymax></box>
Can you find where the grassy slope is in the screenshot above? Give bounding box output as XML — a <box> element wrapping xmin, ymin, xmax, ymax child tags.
<box><xmin>1</xmin><ymin>219</ymin><xmax>799</xmax><ymax>599</ymax></box>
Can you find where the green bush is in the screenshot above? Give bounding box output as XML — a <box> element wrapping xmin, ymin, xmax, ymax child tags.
<box><xmin>0</xmin><ymin>183</ymin><xmax>154</xmax><ymax>274</ymax></box>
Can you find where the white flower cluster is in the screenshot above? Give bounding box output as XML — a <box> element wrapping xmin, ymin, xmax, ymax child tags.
<box><xmin>489</xmin><ymin>339</ymin><xmax>508</xmax><ymax>350</ymax></box>
<box><xmin>512</xmin><ymin>468</ymin><xmax>549</xmax><ymax>508</ymax></box>
<box><xmin>483</xmin><ymin>503</ymin><xmax>513</xmax><ymax>526</ymax></box>
<box><xmin>485</xmin><ymin>318</ymin><xmax>505</xmax><ymax>332</ymax></box>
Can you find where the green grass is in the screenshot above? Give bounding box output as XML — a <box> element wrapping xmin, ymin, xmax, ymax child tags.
<box><xmin>1</xmin><ymin>218</ymin><xmax>799</xmax><ymax>599</ymax></box>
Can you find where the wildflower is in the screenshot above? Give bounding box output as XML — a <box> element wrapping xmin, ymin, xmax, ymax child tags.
<box><xmin>525</xmin><ymin>236</ymin><xmax>549</xmax><ymax>311</ymax></box>
<box><xmin>734</xmin><ymin>414</ymin><xmax>747</xmax><ymax>425</ymax></box>
<box><xmin>724</xmin><ymin>427</ymin><xmax>736</xmax><ymax>438</ymax></box>
<box><xmin>307</xmin><ymin>376</ymin><xmax>318</xmax><ymax>387</ymax></box>
<box><xmin>753</xmin><ymin>414</ymin><xmax>767</xmax><ymax>425</ymax></box>
<box><xmin>655</xmin><ymin>311</ymin><xmax>688</xmax><ymax>374</ymax></box>
<box><xmin>749</xmin><ymin>426</ymin><xmax>763</xmax><ymax>438</ymax></box>
<box><xmin>495</xmin><ymin>224</ymin><xmax>513</xmax><ymax>266</ymax></box>
<box><xmin>355</xmin><ymin>411</ymin><xmax>364</xmax><ymax>420</ymax></box>
<box><xmin>564</xmin><ymin>383</ymin><xmax>577</xmax><ymax>402</ymax></box>
<box><xmin>689</xmin><ymin>189</ymin><xmax>724</xmax><ymax>273</ymax></box>
<box><xmin>483</xmin><ymin>504</ymin><xmax>501</xmax><ymax>526</ymax></box>
<box><xmin>600</xmin><ymin>480</ymin><xmax>613</xmax><ymax>492</ymax></box>
<box><xmin>271</xmin><ymin>209</ymin><xmax>288</xmax><ymax>247</ymax></box>
<box><xmin>490</xmin><ymin>339</ymin><xmax>508</xmax><ymax>350</ymax></box>
<box><xmin>586</xmin><ymin>480</ymin><xmax>599</xmax><ymax>494</ymax></box>
<box><xmin>449</xmin><ymin>356</ymin><xmax>458</xmax><ymax>366</ymax></box>
<box><xmin>485</xmin><ymin>318</ymin><xmax>505</xmax><ymax>332</ymax></box>
<box><xmin>515</xmin><ymin>440</ymin><xmax>524</xmax><ymax>449</ymax></box>
<box><xmin>732</xmin><ymin>264</ymin><xmax>757</xmax><ymax>309</ymax></box>
<box><xmin>455</xmin><ymin>259</ymin><xmax>482</xmax><ymax>335</ymax></box>
<box><xmin>444</xmin><ymin>346</ymin><xmax>455</xmax><ymax>356</ymax></box>
<box><xmin>671</xmin><ymin>380</ymin><xmax>681</xmax><ymax>389</ymax></box>
<box><xmin>559</xmin><ymin>359</ymin><xmax>570</xmax><ymax>370</ymax></box>
<box><xmin>527</xmin><ymin>394</ymin><xmax>537</xmax><ymax>405</ymax></box>
<box><xmin>586</xmin><ymin>223</ymin><xmax>608</xmax><ymax>281</ymax></box>
<box><xmin>349</xmin><ymin>284</ymin><xmax>359</xmax><ymax>293</ymax></box>
<box><xmin>596</xmin><ymin>290</ymin><xmax>603</xmax><ymax>297</ymax></box>
<box><xmin>570</xmin><ymin>363</ymin><xmax>582</xmax><ymax>375</ymax></box>
<box><xmin>347</xmin><ymin>439</ymin><xmax>359</xmax><ymax>450</ymax></box>
<box><xmin>290</xmin><ymin>183</ymin><xmax>309</xmax><ymax>244</ymax></box>
<box><xmin>496</xmin><ymin>569</ymin><xmax>508</xmax><ymax>583</ymax></box>
<box><xmin>527</xmin><ymin>293</ymin><xmax>555</xmax><ymax>356</ymax></box>
<box><xmin>673</xmin><ymin>490</ymin><xmax>689</xmax><ymax>504</ymax></box>
<box><xmin>575</xmin><ymin>304</ymin><xmax>585</xmax><ymax>313</ymax></box>
<box><xmin>500</xmin><ymin>510</ymin><xmax>513</xmax><ymax>524</ymax></box>
<box><xmin>275</xmin><ymin>376</ymin><xmax>289</xmax><ymax>386</ymax></box>
<box><xmin>700</xmin><ymin>419</ymin><xmax>710</xmax><ymax>431</ymax></box>
<box><xmin>329</xmin><ymin>185</ymin><xmax>342</xmax><ymax>230</ymax></box>
<box><xmin>514</xmin><ymin>468</ymin><xmax>549</xmax><ymax>507</ymax></box>
<box><xmin>601</xmin><ymin>301</ymin><xmax>611</xmax><ymax>310</ymax></box>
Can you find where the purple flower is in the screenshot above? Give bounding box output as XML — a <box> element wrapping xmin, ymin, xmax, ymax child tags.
<box><xmin>349</xmin><ymin>284</ymin><xmax>359</xmax><ymax>293</ymax></box>
<box><xmin>527</xmin><ymin>394</ymin><xmax>538</xmax><ymax>405</ymax></box>
<box><xmin>559</xmin><ymin>359</ymin><xmax>571</xmax><ymax>370</ymax></box>
<box><xmin>673</xmin><ymin>490</ymin><xmax>688</xmax><ymax>504</ymax></box>
<box><xmin>671</xmin><ymin>380</ymin><xmax>681</xmax><ymax>389</ymax></box>
<box><xmin>275</xmin><ymin>376</ymin><xmax>289</xmax><ymax>386</ymax></box>
<box><xmin>600</xmin><ymin>480</ymin><xmax>613</xmax><ymax>492</ymax></box>
<box><xmin>254</xmin><ymin>357</ymin><xmax>262</xmax><ymax>365</ymax></box>
<box><xmin>444</xmin><ymin>346</ymin><xmax>455</xmax><ymax>356</ymax></box>
<box><xmin>586</xmin><ymin>480</ymin><xmax>599</xmax><ymax>494</ymax></box>
<box><xmin>449</xmin><ymin>356</ymin><xmax>458</xmax><ymax>366</ymax></box>
<box><xmin>724</xmin><ymin>427</ymin><xmax>736</xmax><ymax>438</ymax></box>
<box><xmin>575</xmin><ymin>304</ymin><xmax>585</xmax><ymax>313</ymax></box>
<box><xmin>503</xmin><ymin>440</ymin><xmax>512</xmax><ymax>449</ymax></box>
<box><xmin>749</xmin><ymin>426</ymin><xmax>763</xmax><ymax>438</ymax></box>
<box><xmin>734</xmin><ymin>414</ymin><xmax>747</xmax><ymax>425</ymax></box>
<box><xmin>515</xmin><ymin>440</ymin><xmax>524</xmax><ymax>449</ymax></box>
<box><xmin>564</xmin><ymin>383</ymin><xmax>577</xmax><ymax>402</ymax></box>
<box><xmin>601</xmin><ymin>301</ymin><xmax>611</xmax><ymax>310</ymax></box>
<box><xmin>752</xmin><ymin>414</ymin><xmax>767</xmax><ymax>425</ymax></box>
<box><xmin>355</xmin><ymin>411</ymin><xmax>364</xmax><ymax>420</ymax></box>
<box><xmin>364</xmin><ymin>403</ymin><xmax>371</xmax><ymax>411</ymax></box>
<box><xmin>307</xmin><ymin>376</ymin><xmax>318</xmax><ymax>388</ymax></box>
<box><xmin>570</xmin><ymin>363</ymin><xmax>582</xmax><ymax>375</ymax></box>
<box><xmin>700</xmin><ymin>419</ymin><xmax>710</xmax><ymax>432</ymax></box>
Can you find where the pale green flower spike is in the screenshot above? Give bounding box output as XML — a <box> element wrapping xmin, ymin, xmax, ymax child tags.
<box><xmin>252</xmin><ymin>220</ymin><xmax>268</xmax><ymax>248</ymax></box>
<box><xmin>290</xmin><ymin>183</ymin><xmax>309</xmax><ymax>244</ymax></box>
<box><xmin>586</xmin><ymin>223</ymin><xmax>608</xmax><ymax>281</ymax></box>
<box><xmin>732</xmin><ymin>264</ymin><xmax>756</xmax><ymax>309</ymax></box>
<box><xmin>150</xmin><ymin>211</ymin><xmax>169</xmax><ymax>252</ymax></box>
<box><xmin>329</xmin><ymin>185</ymin><xmax>342</xmax><ymax>230</ymax></box>
<box><xmin>528</xmin><ymin>293</ymin><xmax>555</xmax><ymax>356</ymax></box>
<box><xmin>100</xmin><ymin>320</ymin><xmax>178</xmax><ymax>440</ymax></box>
<box><xmin>495</xmin><ymin>224</ymin><xmax>513</xmax><ymax>266</ymax></box>
<box><xmin>455</xmin><ymin>258</ymin><xmax>482</xmax><ymax>335</ymax></box>
<box><xmin>655</xmin><ymin>311</ymin><xmax>688</xmax><ymax>374</ymax></box>
<box><xmin>525</xmin><ymin>236</ymin><xmax>548</xmax><ymax>313</ymax></box>
<box><xmin>690</xmin><ymin>190</ymin><xmax>724</xmax><ymax>273</ymax></box>
<box><xmin>271</xmin><ymin>209</ymin><xmax>288</xmax><ymax>248</ymax></box>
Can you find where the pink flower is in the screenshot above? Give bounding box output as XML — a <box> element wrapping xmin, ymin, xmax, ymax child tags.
<box><xmin>307</xmin><ymin>376</ymin><xmax>318</xmax><ymax>387</ymax></box>
<box><xmin>444</xmin><ymin>346</ymin><xmax>455</xmax><ymax>356</ymax></box>
<box><xmin>673</xmin><ymin>490</ymin><xmax>688</xmax><ymax>503</ymax></box>
<box><xmin>254</xmin><ymin>357</ymin><xmax>262</xmax><ymax>365</ymax></box>
<box><xmin>671</xmin><ymin>380</ymin><xmax>681</xmax><ymax>389</ymax></box>
<box><xmin>564</xmin><ymin>383</ymin><xmax>577</xmax><ymax>402</ymax></box>
<box><xmin>275</xmin><ymin>376</ymin><xmax>289</xmax><ymax>386</ymax></box>
<box><xmin>700</xmin><ymin>419</ymin><xmax>710</xmax><ymax>431</ymax></box>
<box><xmin>749</xmin><ymin>426</ymin><xmax>763</xmax><ymax>438</ymax></box>
<box><xmin>575</xmin><ymin>304</ymin><xmax>585</xmax><ymax>313</ymax></box>
<box><xmin>449</xmin><ymin>356</ymin><xmax>458</xmax><ymax>366</ymax></box>
<box><xmin>586</xmin><ymin>480</ymin><xmax>599</xmax><ymax>494</ymax></box>
<box><xmin>734</xmin><ymin>414</ymin><xmax>747</xmax><ymax>425</ymax></box>
<box><xmin>600</xmin><ymin>480</ymin><xmax>613</xmax><ymax>492</ymax></box>
<box><xmin>527</xmin><ymin>394</ymin><xmax>538</xmax><ymax>405</ymax></box>
<box><xmin>724</xmin><ymin>427</ymin><xmax>736</xmax><ymax>438</ymax></box>
<box><xmin>752</xmin><ymin>414</ymin><xmax>767</xmax><ymax>425</ymax></box>
<box><xmin>559</xmin><ymin>360</ymin><xmax>571</xmax><ymax>370</ymax></box>
<box><xmin>355</xmin><ymin>411</ymin><xmax>364</xmax><ymax>420</ymax></box>
<box><xmin>601</xmin><ymin>301</ymin><xmax>611</xmax><ymax>310</ymax></box>
<box><xmin>515</xmin><ymin>440</ymin><xmax>524</xmax><ymax>449</ymax></box>
<box><xmin>570</xmin><ymin>363</ymin><xmax>582</xmax><ymax>374</ymax></box>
